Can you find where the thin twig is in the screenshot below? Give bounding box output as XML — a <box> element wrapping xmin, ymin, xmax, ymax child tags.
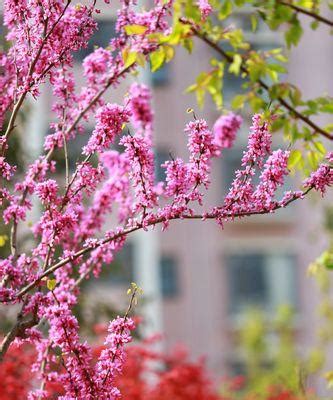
<box><xmin>101</xmin><ymin>286</ymin><xmax>139</xmax><ymax>386</ymax></box>
<box><xmin>277</xmin><ymin>0</ymin><xmax>333</xmax><ymax>28</ymax></box>
<box><xmin>179</xmin><ymin>18</ymin><xmax>333</xmax><ymax>141</ymax></box>
<box><xmin>7</xmin><ymin>64</ymin><xmax>134</xmax><ymax>261</ymax></box>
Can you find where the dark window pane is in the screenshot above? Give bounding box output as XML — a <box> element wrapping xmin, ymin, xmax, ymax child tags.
<box><xmin>154</xmin><ymin>149</ymin><xmax>170</xmax><ymax>183</ymax></box>
<box><xmin>151</xmin><ymin>64</ymin><xmax>170</xmax><ymax>86</ymax></box>
<box><xmin>160</xmin><ymin>256</ymin><xmax>179</xmax><ymax>298</ymax></box>
<box><xmin>227</xmin><ymin>253</ymin><xmax>267</xmax><ymax>313</ymax></box>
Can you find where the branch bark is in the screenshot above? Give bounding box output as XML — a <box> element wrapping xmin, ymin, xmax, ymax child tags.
<box><xmin>277</xmin><ymin>0</ymin><xmax>333</xmax><ymax>28</ymax></box>
<box><xmin>180</xmin><ymin>18</ymin><xmax>333</xmax><ymax>141</ymax></box>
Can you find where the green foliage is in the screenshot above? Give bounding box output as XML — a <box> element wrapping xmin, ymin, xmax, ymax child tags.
<box><xmin>234</xmin><ymin>306</ymin><xmax>302</xmax><ymax>396</ymax></box>
<box><xmin>186</xmin><ymin>60</ymin><xmax>224</xmax><ymax>108</ymax></box>
<box><xmin>149</xmin><ymin>0</ymin><xmax>333</xmax><ymax>177</ymax></box>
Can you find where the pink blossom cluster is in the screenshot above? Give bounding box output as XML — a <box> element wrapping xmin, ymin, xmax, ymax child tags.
<box><xmin>303</xmin><ymin>152</ymin><xmax>333</xmax><ymax>195</ymax></box>
<box><xmin>94</xmin><ymin>317</ymin><xmax>135</xmax><ymax>398</ymax></box>
<box><xmin>120</xmin><ymin>134</ymin><xmax>158</xmax><ymax>212</ymax></box>
<box><xmin>0</xmin><ymin>156</ymin><xmax>15</xmax><ymax>180</ymax></box>
<box><xmin>127</xmin><ymin>83</ymin><xmax>154</xmax><ymax>133</ymax></box>
<box><xmin>212</xmin><ymin>113</ymin><xmax>243</xmax><ymax>152</ymax></box>
<box><xmin>197</xmin><ymin>0</ymin><xmax>213</xmax><ymax>20</ymax></box>
<box><xmin>1</xmin><ymin>0</ymin><xmax>97</xmax><ymax>130</ymax></box>
<box><xmin>83</xmin><ymin>104</ymin><xmax>130</xmax><ymax>155</ymax></box>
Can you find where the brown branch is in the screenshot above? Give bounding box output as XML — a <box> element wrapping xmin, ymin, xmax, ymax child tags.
<box><xmin>277</xmin><ymin>0</ymin><xmax>333</xmax><ymax>28</ymax></box>
<box><xmin>7</xmin><ymin>65</ymin><xmax>134</xmax><ymax>262</ymax></box>
<box><xmin>179</xmin><ymin>18</ymin><xmax>333</xmax><ymax>141</ymax></box>
<box><xmin>15</xmin><ymin>185</ymin><xmax>316</xmax><ymax>299</ymax></box>
<box><xmin>0</xmin><ymin>305</ymin><xmax>38</xmax><ymax>362</ymax></box>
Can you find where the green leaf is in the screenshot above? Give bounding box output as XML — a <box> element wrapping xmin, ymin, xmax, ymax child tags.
<box><xmin>288</xmin><ymin>149</ymin><xmax>302</xmax><ymax>169</ymax></box>
<box><xmin>124</xmin><ymin>24</ymin><xmax>148</xmax><ymax>35</ymax></box>
<box><xmin>229</xmin><ymin>54</ymin><xmax>242</xmax><ymax>75</ymax></box>
<box><xmin>289</xmin><ymin>87</ymin><xmax>302</xmax><ymax>106</ymax></box>
<box><xmin>285</xmin><ymin>19</ymin><xmax>303</xmax><ymax>49</ymax></box>
<box><xmin>122</xmin><ymin>49</ymin><xmax>137</xmax><ymax>68</ymax></box>
<box><xmin>150</xmin><ymin>48</ymin><xmax>165</xmax><ymax>72</ymax></box>
<box><xmin>313</xmin><ymin>141</ymin><xmax>326</xmax><ymax>155</ymax></box>
<box><xmin>183</xmin><ymin>38</ymin><xmax>193</xmax><ymax>53</ymax></box>
<box><xmin>274</xmin><ymin>54</ymin><xmax>288</xmax><ymax>63</ymax></box>
<box><xmin>321</xmin><ymin>103</ymin><xmax>333</xmax><ymax>113</ymax></box>
<box><xmin>47</xmin><ymin>279</ymin><xmax>57</xmax><ymax>291</ymax></box>
<box><xmin>219</xmin><ymin>0</ymin><xmax>233</xmax><ymax>20</ymax></box>
<box><xmin>251</xmin><ymin>14</ymin><xmax>258</xmax><ymax>32</ymax></box>
<box><xmin>310</xmin><ymin>20</ymin><xmax>319</xmax><ymax>30</ymax></box>
<box><xmin>196</xmin><ymin>87</ymin><xmax>205</xmax><ymax>109</ymax></box>
<box><xmin>321</xmin><ymin>251</ymin><xmax>333</xmax><ymax>270</ymax></box>
<box><xmin>163</xmin><ymin>45</ymin><xmax>175</xmax><ymax>63</ymax></box>
<box><xmin>231</xmin><ymin>94</ymin><xmax>246</xmax><ymax>109</ymax></box>
<box><xmin>0</xmin><ymin>234</ymin><xmax>8</xmax><ymax>247</ymax></box>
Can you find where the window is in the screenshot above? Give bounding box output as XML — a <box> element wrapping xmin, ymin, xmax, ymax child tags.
<box><xmin>154</xmin><ymin>149</ymin><xmax>170</xmax><ymax>183</ymax></box>
<box><xmin>160</xmin><ymin>255</ymin><xmax>179</xmax><ymax>298</ymax></box>
<box><xmin>226</xmin><ymin>252</ymin><xmax>297</xmax><ymax>314</ymax></box>
<box><xmin>151</xmin><ymin>63</ymin><xmax>170</xmax><ymax>87</ymax></box>
<box><xmin>74</xmin><ymin>19</ymin><xmax>116</xmax><ymax>62</ymax></box>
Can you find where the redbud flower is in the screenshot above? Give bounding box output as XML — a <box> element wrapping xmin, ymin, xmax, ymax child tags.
<box><xmin>212</xmin><ymin>113</ymin><xmax>242</xmax><ymax>152</ymax></box>
<box><xmin>198</xmin><ymin>0</ymin><xmax>212</xmax><ymax>20</ymax></box>
<box><xmin>303</xmin><ymin>152</ymin><xmax>333</xmax><ymax>195</ymax></box>
<box><xmin>83</xmin><ymin>104</ymin><xmax>130</xmax><ymax>155</ymax></box>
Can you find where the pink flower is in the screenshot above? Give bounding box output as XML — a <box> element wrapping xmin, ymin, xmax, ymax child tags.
<box><xmin>212</xmin><ymin>113</ymin><xmax>242</xmax><ymax>152</ymax></box>
<box><xmin>253</xmin><ymin>149</ymin><xmax>290</xmax><ymax>210</ymax></box>
<box><xmin>163</xmin><ymin>158</ymin><xmax>192</xmax><ymax>198</ymax></box>
<box><xmin>83</xmin><ymin>104</ymin><xmax>130</xmax><ymax>155</ymax></box>
<box><xmin>94</xmin><ymin>317</ymin><xmax>135</xmax><ymax>394</ymax></box>
<box><xmin>241</xmin><ymin>114</ymin><xmax>272</xmax><ymax>168</ymax></box>
<box><xmin>120</xmin><ymin>134</ymin><xmax>157</xmax><ymax>212</ymax></box>
<box><xmin>197</xmin><ymin>0</ymin><xmax>212</xmax><ymax>20</ymax></box>
<box><xmin>0</xmin><ymin>156</ymin><xmax>16</xmax><ymax>180</ymax></box>
<box><xmin>83</xmin><ymin>47</ymin><xmax>113</xmax><ymax>84</ymax></box>
<box><xmin>127</xmin><ymin>83</ymin><xmax>154</xmax><ymax>133</ymax></box>
<box><xmin>35</xmin><ymin>179</ymin><xmax>59</xmax><ymax>205</ymax></box>
<box><xmin>303</xmin><ymin>152</ymin><xmax>333</xmax><ymax>195</ymax></box>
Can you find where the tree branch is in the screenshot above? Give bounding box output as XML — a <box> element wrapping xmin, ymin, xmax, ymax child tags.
<box><xmin>15</xmin><ymin>186</ymin><xmax>314</xmax><ymax>299</ymax></box>
<box><xmin>1</xmin><ymin>0</ymin><xmax>72</xmax><ymax>155</ymax></box>
<box><xmin>277</xmin><ymin>0</ymin><xmax>333</xmax><ymax>28</ymax></box>
<box><xmin>7</xmin><ymin>64</ymin><xmax>134</xmax><ymax>263</ymax></box>
<box><xmin>180</xmin><ymin>18</ymin><xmax>333</xmax><ymax>141</ymax></box>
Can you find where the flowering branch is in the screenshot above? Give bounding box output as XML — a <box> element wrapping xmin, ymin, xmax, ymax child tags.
<box><xmin>8</xmin><ymin>184</ymin><xmax>317</xmax><ymax>301</ymax></box>
<box><xmin>0</xmin><ymin>1</ymin><xmax>332</xmax><ymax>397</ymax></box>
<box><xmin>179</xmin><ymin>18</ymin><xmax>333</xmax><ymax>141</ymax></box>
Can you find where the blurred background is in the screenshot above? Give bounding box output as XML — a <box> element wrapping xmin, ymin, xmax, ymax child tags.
<box><xmin>1</xmin><ymin>0</ymin><xmax>333</xmax><ymax>394</ymax></box>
